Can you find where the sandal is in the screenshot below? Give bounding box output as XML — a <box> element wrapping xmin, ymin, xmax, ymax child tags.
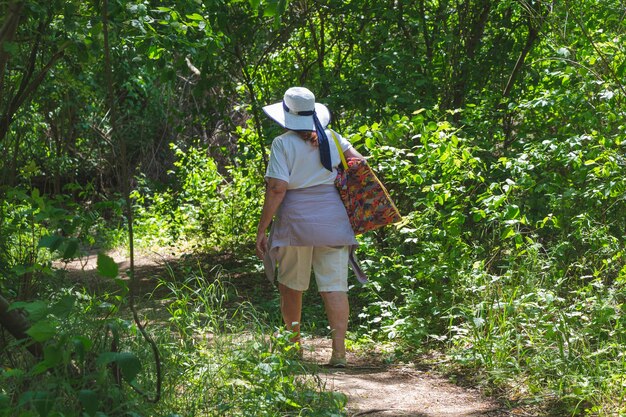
<box><xmin>328</xmin><ymin>354</ymin><xmax>347</xmax><ymax>368</ymax></box>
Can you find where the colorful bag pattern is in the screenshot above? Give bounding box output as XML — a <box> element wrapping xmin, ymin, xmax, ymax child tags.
<box><xmin>331</xmin><ymin>132</ymin><xmax>402</xmax><ymax>235</ymax></box>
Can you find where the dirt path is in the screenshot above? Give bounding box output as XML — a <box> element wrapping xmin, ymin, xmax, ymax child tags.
<box><xmin>60</xmin><ymin>249</ymin><xmax>506</xmax><ymax>417</ymax></box>
<box><xmin>302</xmin><ymin>338</ymin><xmax>505</xmax><ymax>417</ymax></box>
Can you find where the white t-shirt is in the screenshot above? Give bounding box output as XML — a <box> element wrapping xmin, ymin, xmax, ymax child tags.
<box><xmin>265</xmin><ymin>129</ymin><xmax>352</xmax><ymax>189</ymax></box>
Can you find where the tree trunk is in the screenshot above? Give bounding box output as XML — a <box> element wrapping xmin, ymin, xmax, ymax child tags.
<box><xmin>418</xmin><ymin>0</ymin><xmax>433</xmax><ymax>62</ymax></box>
<box><xmin>452</xmin><ymin>0</ymin><xmax>492</xmax><ymax>110</ymax></box>
<box><xmin>501</xmin><ymin>0</ymin><xmax>551</xmax><ymax>146</ymax></box>
<box><xmin>0</xmin><ymin>1</ymin><xmax>25</xmax><ymax>98</ymax></box>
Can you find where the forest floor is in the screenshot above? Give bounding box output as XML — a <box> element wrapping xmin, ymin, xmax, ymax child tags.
<box><xmin>302</xmin><ymin>337</ymin><xmax>506</xmax><ymax>417</ymax></box>
<box><xmin>59</xmin><ymin>248</ymin><xmax>512</xmax><ymax>417</ymax></box>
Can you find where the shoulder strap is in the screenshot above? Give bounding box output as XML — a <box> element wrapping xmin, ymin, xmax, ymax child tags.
<box><xmin>329</xmin><ymin>130</ymin><xmax>348</xmax><ymax>171</ymax></box>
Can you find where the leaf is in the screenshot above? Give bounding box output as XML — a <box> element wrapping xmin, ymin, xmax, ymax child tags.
<box><xmin>38</xmin><ymin>235</ymin><xmax>63</xmax><ymax>251</ymax></box>
<box><xmin>49</xmin><ymin>295</ymin><xmax>76</xmax><ymax>319</ymax></box>
<box><xmin>72</xmin><ymin>336</ymin><xmax>92</xmax><ymax>362</ymax></box>
<box><xmin>263</xmin><ymin>0</ymin><xmax>278</xmax><ymax>16</ymax></box>
<box><xmin>31</xmin><ymin>188</ymin><xmax>41</xmax><ymax>204</ymax></box>
<box><xmin>185</xmin><ymin>13</ymin><xmax>204</xmax><ymax>21</ymax></box>
<box><xmin>26</xmin><ymin>320</ymin><xmax>58</xmax><ymax>342</ymax></box>
<box><xmin>96</xmin><ymin>351</ymin><xmax>117</xmax><ymax>366</ymax></box>
<box><xmin>43</xmin><ymin>345</ymin><xmax>63</xmax><ymax>367</ymax></box>
<box><xmin>97</xmin><ymin>352</ymin><xmax>142</xmax><ymax>383</ymax></box>
<box><xmin>500</xmin><ymin>227</ymin><xmax>516</xmax><ymax>240</ymax></box>
<box><xmin>148</xmin><ymin>45</ymin><xmax>163</xmax><ymax>60</ymax></box>
<box><xmin>557</xmin><ymin>47</ymin><xmax>571</xmax><ymax>57</ymax></box>
<box><xmin>116</xmin><ymin>352</ymin><xmax>142</xmax><ymax>382</ymax></box>
<box><xmin>503</xmin><ymin>205</ymin><xmax>520</xmax><ymax>221</ymax></box>
<box><xmin>97</xmin><ymin>253</ymin><xmax>119</xmax><ymax>278</ymax></box>
<box><xmin>8</xmin><ymin>300</ymin><xmax>48</xmax><ymax>321</ymax></box>
<box><xmin>473</xmin><ymin>317</ymin><xmax>485</xmax><ymax>328</ymax></box>
<box><xmin>277</xmin><ymin>0</ymin><xmax>289</xmax><ymax>15</ymax></box>
<box><xmin>78</xmin><ymin>390</ymin><xmax>99</xmax><ymax>417</ymax></box>
<box><xmin>62</xmin><ymin>238</ymin><xmax>79</xmax><ymax>260</ymax></box>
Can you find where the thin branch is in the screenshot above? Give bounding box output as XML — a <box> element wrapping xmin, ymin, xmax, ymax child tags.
<box><xmin>185</xmin><ymin>56</ymin><xmax>201</xmax><ymax>78</ymax></box>
<box><xmin>503</xmin><ymin>1</ymin><xmax>548</xmax><ymax>98</ymax></box>
<box><xmin>102</xmin><ymin>0</ymin><xmax>162</xmax><ymax>403</ymax></box>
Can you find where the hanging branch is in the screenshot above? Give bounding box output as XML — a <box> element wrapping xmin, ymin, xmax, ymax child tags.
<box><xmin>101</xmin><ymin>0</ymin><xmax>162</xmax><ymax>403</ymax></box>
<box><xmin>502</xmin><ymin>17</ymin><xmax>541</xmax><ymax>98</ymax></box>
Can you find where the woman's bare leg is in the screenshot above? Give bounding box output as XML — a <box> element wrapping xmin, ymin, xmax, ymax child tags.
<box><xmin>279</xmin><ymin>283</ymin><xmax>302</xmax><ymax>344</ymax></box>
<box><xmin>320</xmin><ymin>291</ymin><xmax>349</xmax><ymax>358</ymax></box>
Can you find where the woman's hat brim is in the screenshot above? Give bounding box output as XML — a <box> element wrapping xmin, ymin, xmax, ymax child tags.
<box><xmin>262</xmin><ymin>102</ymin><xmax>330</xmax><ymax>130</ymax></box>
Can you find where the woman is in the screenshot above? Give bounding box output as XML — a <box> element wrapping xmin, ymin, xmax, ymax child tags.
<box><xmin>255</xmin><ymin>87</ymin><xmax>364</xmax><ymax>367</ymax></box>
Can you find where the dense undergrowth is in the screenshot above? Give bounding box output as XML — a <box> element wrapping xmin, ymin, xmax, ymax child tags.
<box><xmin>3</xmin><ymin>106</ymin><xmax>626</xmax><ymax>416</ymax></box>
<box><xmin>3</xmin><ymin>0</ymin><xmax>626</xmax><ymax>415</ymax></box>
<box><xmin>351</xmin><ymin>112</ymin><xmax>626</xmax><ymax>416</ymax></box>
<box><xmin>0</xmin><ymin>251</ymin><xmax>346</xmax><ymax>417</ymax></box>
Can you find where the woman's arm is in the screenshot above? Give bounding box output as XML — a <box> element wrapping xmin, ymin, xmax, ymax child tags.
<box><xmin>344</xmin><ymin>147</ymin><xmax>365</xmax><ymax>160</ymax></box>
<box><xmin>256</xmin><ymin>177</ymin><xmax>288</xmax><ymax>259</ymax></box>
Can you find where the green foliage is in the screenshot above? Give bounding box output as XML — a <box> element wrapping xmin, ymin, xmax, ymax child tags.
<box><xmin>154</xmin><ymin>269</ymin><xmax>346</xmax><ymax>416</ymax></box>
<box><xmin>344</xmin><ymin>100</ymin><xmax>626</xmax><ymax>414</ymax></box>
<box><xmin>132</xmin><ymin>142</ymin><xmax>263</xmax><ymax>251</ymax></box>
<box><xmin>1</xmin><ymin>258</ymin><xmax>345</xmax><ymax>417</ymax></box>
<box><xmin>0</xmin><ymin>184</ymin><xmax>127</xmax><ymax>298</ymax></box>
<box><xmin>348</xmin><ymin>112</ymin><xmax>484</xmax><ymax>346</ymax></box>
<box><xmin>3</xmin><ymin>0</ymin><xmax>626</xmax><ymax>414</ymax></box>
<box><xmin>446</xmin><ymin>248</ymin><xmax>626</xmax><ymax>415</ymax></box>
<box><xmin>1</xmin><ymin>291</ymin><xmax>135</xmax><ymax>416</ymax></box>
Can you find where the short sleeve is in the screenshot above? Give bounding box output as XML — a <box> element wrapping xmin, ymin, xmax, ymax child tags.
<box><xmin>337</xmin><ymin>131</ymin><xmax>352</xmax><ymax>152</ymax></box>
<box><xmin>329</xmin><ymin>130</ymin><xmax>352</xmax><ymax>152</ymax></box>
<box><xmin>265</xmin><ymin>138</ymin><xmax>290</xmax><ymax>182</ymax></box>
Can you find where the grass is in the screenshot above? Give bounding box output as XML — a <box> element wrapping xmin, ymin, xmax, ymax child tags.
<box><xmin>443</xmin><ymin>247</ymin><xmax>626</xmax><ymax>416</ymax></box>
<box><xmin>0</xmin><ymin>253</ymin><xmax>348</xmax><ymax>417</ymax></box>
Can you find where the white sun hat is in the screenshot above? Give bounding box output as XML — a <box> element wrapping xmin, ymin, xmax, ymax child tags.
<box><xmin>262</xmin><ymin>87</ymin><xmax>331</xmax><ymax>131</ymax></box>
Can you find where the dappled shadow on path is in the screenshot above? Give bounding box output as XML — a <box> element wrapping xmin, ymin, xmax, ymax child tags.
<box><xmin>56</xmin><ymin>245</ymin><xmax>275</xmax><ymax>300</ymax></box>
<box><xmin>56</xmin><ymin>248</ymin><xmax>175</xmax><ymax>294</ymax></box>
<box><xmin>301</xmin><ymin>337</ymin><xmax>506</xmax><ymax>417</ymax></box>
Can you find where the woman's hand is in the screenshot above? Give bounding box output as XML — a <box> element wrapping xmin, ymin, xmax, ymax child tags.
<box><xmin>255</xmin><ymin>178</ymin><xmax>287</xmax><ymax>260</ymax></box>
<box><xmin>256</xmin><ymin>232</ymin><xmax>268</xmax><ymax>260</ymax></box>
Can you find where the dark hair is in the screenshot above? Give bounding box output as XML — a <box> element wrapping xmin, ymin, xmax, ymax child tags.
<box><xmin>295</xmin><ymin>130</ymin><xmax>319</xmax><ymax>147</ymax></box>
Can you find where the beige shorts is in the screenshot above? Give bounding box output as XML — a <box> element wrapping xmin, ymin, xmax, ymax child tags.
<box><xmin>276</xmin><ymin>245</ymin><xmax>349</xmax><ymax>292</ymax></box>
